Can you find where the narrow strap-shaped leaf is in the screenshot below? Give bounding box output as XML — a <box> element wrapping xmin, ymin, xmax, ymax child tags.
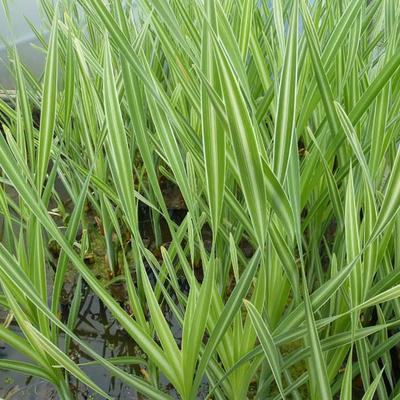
<box><xmin>51</xmin><ymin>171</ymin><xmax>91</xmax><ymax>324</ymax></box>
<box><xmin>271</xmin><ymin>0</ymin><xmax>285</xmax><ymax>59</ymax></box>
<box><xmin>36</xmin><ymin>10</ymin><xmax>58</xmax><ymax>191</ymax></box>
<box><xmin>362</xmin><ymin>368</ymin><xmax>384</xmax><ymax>400</ymax></box>
<box><xmin>307</xmin><ymin>127</ymin><xmax>344</xmax><ymax>228</ymax></box>
<box><xmin>14</xmin><ymin>49</ymin><xmax>34</xmax><ymax>167</ymax></box>
<box><xmin>302</xmin><ymin>275</ymin><xmax>332</xmax><ymax>400</ymax></box>
<box><xmin>0</xmin><ymin>360</ymin><xmax>50</xmax><ymax>381</ymax></box>
<box><xmin>182</xmin><ymin>253</ymin><xmax>215</xmax><ymax>397</ymax></box>
<box><xmin>301</xmin><ymin>1</ymin><xmax>341</xmax><ymax>137</ymax></box>
<box><xmin>269</xmin><ymin>220</ymin><xmax>300</xmax><ymax>302</ymax></box>
<box><xmin>201</xmin><ymin>0</ymin><xmax>226</xmax><ymax>236</ymax></box>
<box><xmin>273</xmin><ymin>0</ymin><xmax>298</xmax><ymax>183</ymax></box>
<box><xmin>244</xmin><ymin>300</ymin><xmax>285</xmax><ymax>398</ymax></box>
<box><xmin>146</xmin><ymin>94</ymin><xmax>192</xmax><ymax>209</ymax></box>
<box><xmin>340</xmin><ymin>352</ymin><xmax>353</xmax><ymax>400</ymax></box>
<box><xmin>212</xmin><ymin>28</ymin><xmax>266</xmax><ymax>246</ymax></box>
<box><xmin>103</xmin><ymin>36</ymin><xmax>138</xmax><ymax>233</ymax></box>
<box><xmin>345</xmin><ymin>167</ymin><xmax>362</xmax><ymax>306</ymax></box>
<box><xmin>191</xmin><ymin>250</ymin><xmax>261</xmax><ymax>397</ymax></box>
<box><xmin>238</xmin><ymin>0</ymin><xmax>254</xmax><ymax>60</ymax></box>
<box><xmin>335</xmin><ymin>102</ymin><xmax>373</xmax><ymax>192</ymax></box>
<box><xmin>138</xmin><ymin>250</ymin><xmax>184</xmax><ymax>394</ymax></box>
<box><xmin>369</xmin><ymin>148</ymin><xmax>400</xmax><ymax>242</ymax></box>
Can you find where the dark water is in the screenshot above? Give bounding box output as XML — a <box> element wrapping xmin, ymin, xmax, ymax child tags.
<box><xmin>0</xmin><ymin>223</ymin><xmax>201</xmax><ymax>398</ymax></box>
<box><xmin>0</xmin><ymin>180</ymin><xmax>208</xmax><ymax>399</ymax></box>
<box><xmin>0</xmin><ymin>292</ymin><xmax>144</xmax><ymax>399</ymax></box>
<box><xmin>0</xmin><ymin>285</ymin><xmax>193</xmax><ymax>399</ymax></box>
<box><xmin>0</xmin><ymin>277</ymin><xmax>209</xmax><ymax>399</ymax></box>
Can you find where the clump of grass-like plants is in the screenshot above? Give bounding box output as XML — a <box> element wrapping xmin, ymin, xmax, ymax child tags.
<box><xmin>0</xmin><ymin>0</ymin><xmax>400</xmax><ymax>398</ymax></box>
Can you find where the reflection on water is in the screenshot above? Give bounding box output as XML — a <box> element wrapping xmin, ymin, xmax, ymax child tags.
<box><xmin>0</xmin><ymin>291</ymin><xmax>146</xmax><ymax>399</ymax></box>
<box><xmin>0</xmin><ymin>282</ymin><xmax>210</xmax><ymax>399</ymax></box>
<box><xmin>0</xmin><ymin>183</ymin><xmax>208</xmax><ymax>399</ymax></box>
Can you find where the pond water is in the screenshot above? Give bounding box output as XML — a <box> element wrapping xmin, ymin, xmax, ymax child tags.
<box><xmin>0</xmin><ymin>188</ymin><xmax>208</xmax><ymax>399</ymax></box>
<box><xmin>0</xmin><ymin>291</ymin><xmax>143</xmax><ymax>399</ymax></box>
<box><xmin>0</xmin><ymin>284</ymin><xmax>192</xmax><ymax>399</ymax></box>
<box><xmin>0</xmin><ymin>172</ymin><xmax>214</xmax><ymax>399</ymax></box>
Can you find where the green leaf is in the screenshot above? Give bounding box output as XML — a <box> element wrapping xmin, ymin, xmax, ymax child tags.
<box><xmin>212</xmin><ymin>28</ymin><xmax>266</xmax><ymax>247</ymax></box>
<box><xmin>103</xmin><ymin>36</ymin><xmax>138</xmax><ymax>234</ymax></box>
<box><xmin>201</xmin><ymin>0</ymin><xmax>226</xmax><ymax>236</ymax></box>
<box><xmin>272</xmin><ymin>0</ymin><xmax>298</xmax><ymax>182</ymax></box>
<box><xmin>369</xmin><ymin>149</ymin><xmax>400</xmax><ymax>242</ymax></box>
<box><xmin>244</xmin><ymin>300</ymin><xmax>285</xmax><ymax>398</ymax></box>
<box><xmin>362</xmin><ymin>368</ymin><xmax>384</xmax><ymax>400</ymax></box>
<box><xmin>302</xmin><ymin>275</ymin><xmax>332</xmax><ymax>399</ymax></box>
<box><xmin>340</xmin><ymin>352</ymin><xmax>353</xmax><ymax>400</ymax></box>
<box><xmin>36</xmin><ymin>10</ymin><xmax>58</xmax><ymax>191</ymax></box>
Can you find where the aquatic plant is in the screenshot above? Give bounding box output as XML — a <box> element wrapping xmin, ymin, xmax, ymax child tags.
<box><xmin>0</xmin><ymin>0</ymin><xmax>400</xmax><ymax>398</ymax></box>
